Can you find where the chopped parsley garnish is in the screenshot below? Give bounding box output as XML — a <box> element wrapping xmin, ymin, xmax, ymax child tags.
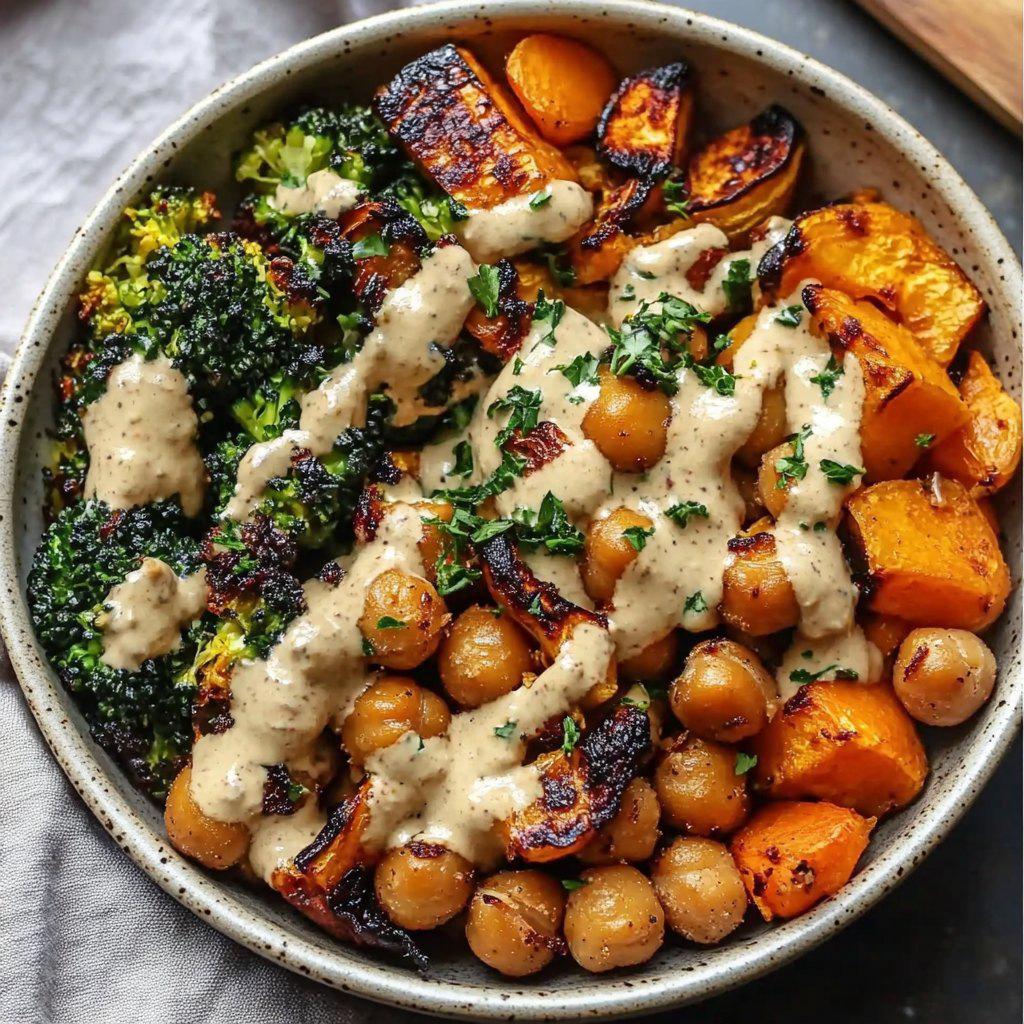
<box><xmin>623</xmin><ymin>525</ymin><xmax>655</xmax><ymax>552</ymax></box>
<box><xmin>713</xmin><ymin>333</ymin><xmax>734</xmax><ymax>353</ymax></box>
<box><xmin>789</xmin><ymin>664</ymin><xmax>859</xmax><ymax>684</ymax></box>
<box><xmin>493</xmin><ymin>721</ymin><xmax>517</xmax><ymax>740</ymax></box>
<box><xmin>361</xmin><ymin>636</ymin><xmax>376</xmax><ymax>657</ymax></box>
<box><xmin>526</xmin><ymin>593</ymin><xmax>543</xmax><ymax>616</ymax></box>
<box><xmin>662</xmin><ymin>177</ymin><xmax>691</xmax><ymax>217</ymax></box>
<box><xmin>721</xmin><ymin>258</ymin><xmax>752</xmax><ymax>314</ymax></box>
<box><xmin>775</xmin><ymin>425</ymin><xmax>812</xmax><ymax>488</ymax></box>
<box><xmin>512</xmin><ymin>356</ymin><xmax>524</xmax><ymax>376</ymax></box>
<box><xmin>684</xmin><ymin>590</ymin><xmax>708</xmax><ymax>614</ymax></box>
<box><xmin>619</xmin><ymin>283</ymin><xmax>637</xmax><ymax>301</ymax></box>
<box><xmin>690</xmin><ymin>361</ymin><xmax>738</xmax><ymax>397</ymax></box>
<box><xmin>665</xmin><ymin>501</ymin><xmax>709</xmax><ymax>528</ymax></box>
<box><xmin>734</xmin><ymin>752</ymin><xmax>758</xmax><ymax>775</ymax></box>
<box><xmin>561</xmin><ymin>878</ymin><xmax>587</xmax><ymax>891</ymax></box>
<box><xmin>375</xmin><ymin>616</ymin><xmax>406</xmax><ymax>630</ymax></box>
<box><xmin>468</xmin><ymin>263</ymin><xmax>501</xmax><ymax>318</ymax></box>
<box><xmin>432</xmin><ymin>449</ymin><xmax>528</xmax><ymax>508</ymax></box>
<box><xmin>533</xmin><ymin>292</ymin><xmax>565</xmax><ymax>347</ymax></box>
<box><xmin>540</xmin><ymin>248</ymin><xmax>576</xmax><ymax>286</ymax></box>
<box><xmin>813</xmin><ymin>521</ymin><xmax>828</xmax><ymax>532</ymax></box>
<box><xmin>452</xmin><ymin>440</ymin><xmax>474</xmax><ymax>478</ymax></box>
<box><xmin>819</xmin><ymin>459</ymin><xmax>865</xmax><ymax>485</ymax></box>
<box><xmin>510</xmin><ymin>492</ymin><xmax>585</xmax><ymax>556</ymax></box>
<box><xmin>529</xmin><ymin>190</ymin><xmax>552</xmax><ymax>210</ymax></box>
<box><xmin>551</xmin><ymin>352</ymin><xmax>600</xmax><ymax>389</ymax></box>
<box><xmin>915</xmin><ymin>433</ymin><xmax>936</xmax><ymax>448</ymax></box>
<box><xmin>636</xmin><ymin>269</ymin><xmax>657</xmax><ymax>280</ymax></box>
<box><xmin>434</xmin><ymin>556</ymin><xmax>482</xmax><ymax>597</ymax></box>
<box><xmin>775</xmin><ymin>304</ymin><xmax>804</xmax><ymax>328</ymax></box>
<box><xmin>809</xmin><ymin>355</ymin><xmax>844</xmax><ymax>400</ymax></box>
<box><xmin>561</xmin><ymin>715</ymin><xmax>581</xmax><ymax>756</ymax></box>
<box><xmin>488</xmin><ymin>385</ymin><xmax>542</xmax><ymax>445</ymax></box>
<box><xmin>351</xmin><ymin>233</ymin><xmax>388</xmax><ymax>260</ymax></box>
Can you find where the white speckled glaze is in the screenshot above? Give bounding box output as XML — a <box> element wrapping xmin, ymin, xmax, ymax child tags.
<box><xmin>0</xmin><ymin>2</ymin><xmax>1019</xmax><ymax>1018</ymax></box>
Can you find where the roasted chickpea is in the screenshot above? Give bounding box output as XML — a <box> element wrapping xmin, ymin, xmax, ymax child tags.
<box><xmin>358</xmin><ymin>568</ymin><xmax>449</xmax><ymax>670</ymax></box>
<box><xmin>581</xmin><ymin>507</ymin><xmax>654</xmax><ymax>603</ymax></box>
<box><xmin>620</xmin><ymin>631</ymin><xmax>680</xmax><ymax>684</ymax></box>
<box><xmin>893</xmin><ymin>627</ymin><xmax>997</xmax><ymax>726</ymax></box>
<box><xmin>165</xmin><ymin>766</ymin><xmax>250</xmax><ymax>870</ymax></box>
<box><xmin>651</xmin><ymin>837</ymin><xmax>747</xmax><ymax>944</ymax></box>
<box><xmin>720</xmin><ymin>524</ymin><xmax>799</xmax><ymax>636</ymax></box>
<box><xmin>670</xmin><ymin>638</ymin><xmax>777</xmax><ymax>742</ymax></box>
<box><xmin>579</xmin><ymin>778</ymin><xmax>661</xmax><ymax>864</ymax></box>
<box><xmin>563</xmin><ymin>865</ymin><xmax>665</xmax><ymax>972</ymax></box>
<box><xmin>654</xmin><ymin>735</ymin><xmax>751</xmax><ymax>836</ymax></box>
<box><xmin>438</xmin><ymin>605</ymin><xmax>534</xmax><ymax>708</ymax></box>
<box><xmin>582</xmin><ymin>366</ymin><xmax>670</xmax><ymax>472</ymax></box>
<box><xmin>415</xmin><ymin>499</ymin><xmax>453</xmax><ymax>576</ymax></box>
<box><xmin>756</xmin><ymin>441</ymin><xmax>792</xmax><ymax>519</ymax></box>
<box><xmin>342</xmin><ymin>676</ymin><xmax>450</xmax><ymax>763</ymax></box>
<box><xmin>465</xmin><ymin>870</ymin><xmax>566</xmax><ymax>976</ymax></box>
<box><xmin>375</xmin><ymin>842</ymin><xmax>475</xmax><ymax>930</ymax></box>
<box><xmin>737</xmin><ymin>386</ymin><xmax>788</xmax><ymax>469</ymax></box>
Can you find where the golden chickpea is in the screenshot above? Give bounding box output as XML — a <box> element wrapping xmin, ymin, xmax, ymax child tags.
<box><xmin>438</xmin><ymin>605</ymin><xmax>534</xmax><ymax>708</ymax></box>
<box><xmin>579</xmin><ymin>778</ymin><xmax>661</xmax><ymax>865</ymax></box>
<box><xmin>720</xmin><ymin>525</ymin><xmax>799</xmax><ymax>636</ymax></box>
<box><xmin>358</xmin><ymin>568</ymin><xmax>449</xmax><ymax>670</ymax></box>
<box><xmin>651</xmin><ymin>837</ymin><xmax>747</xmax><ymax>944</ymax></box>
<box><xmin>581</xmin><ymin>507</ymin><xmax>654</xmax><ymax>603</ymax></box>
<box><xmin>342</xmin><ymin>676</ymin><xmax>450</xmax><ymax>764</ymax></box>
<box><xmin>893</xmin><ymin>628</ymin><xmax>997</xmax><ymax>726</ymax></box>
<box><xmin>737</xmin><ymin>386</ymin><xmax>788</xmax><ymax>469</ymax></box>
<box><xmin>165</xmin><ymin>766</ymin><xmax>250</xmax><ymax>870</ymax></box>
<box><xmin>670</xmin><ymin>638</ymin><xmax>777</xmax><ymax>742</ymax></box>
<box><xmin>563</xmin><ymin>865</ymin><xmax>665</xmax><ymax>972</ymax></box>
<box><xmin>465</xmin><ymin>870</ymin><xmax>566</xmax><ymax>977</ymax></box>
<box><xmin>756</xmin><ymin>440</ymin><xmax>792</xmax><ymax>519</ymax></box>
<box><xmin>654</xmin><ymin>736</ymin><xmax>750</xmax><ymax>836</ymax></box>
<box><xmin>375</xmin><ymin>842</ymin><xmax>475</xmax><ymax>930</ymax></box>
<box><xmin>582</xmin><ymin>366</ymin><xmax>670</xmax><ymax>472</ymax></box>
<box><xmin>620</xmin><ymin>631</ymin><xmax>680</xmax><ymax>684</ymax></box>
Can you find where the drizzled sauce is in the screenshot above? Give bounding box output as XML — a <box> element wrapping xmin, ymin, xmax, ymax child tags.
<box><xmin>273</xmin><ymin>169</ymin><xmax>363</xmax><ymax>219</ymax></box>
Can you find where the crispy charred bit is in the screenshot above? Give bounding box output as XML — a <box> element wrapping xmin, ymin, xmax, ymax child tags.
<box><xmin>262</xmin><ymin>763</ymin><xmax>304</xmax><ymax>816</ymax></box>
<box><xmin>352</xmin><ymin>483</ymin><xmax>388</xmax><ymax>543</ymax></box>
<box><xmin>374</xmin><ymin>44</ymin><xmax>575</xmax><ymax>209</ymax></box>
<box><xmin>340</xmin><ymin>201</ymin><xmax>427</xmax><ymax>312</ymax></box>
<box><xmin>464</xmin><ymin>258</ymin><xmax>534</xmax><ymax>361</ymax></box>
<box><xmin>597</xmin><ymin>61</ymin><xmax>692</xmax><ymax>178</ymax></box>
<box><xmin>504</xmin><ymin>420</ymin><xmax>571</xmax><ymax>475</ymax></box>
<box><xmin>577</xmin><ymin>178</ymin><xmax>658</xmax><ymax>252</ymax></box>
<box><xmin>478</xmin><ymin>531</ymin><xmax>607</xmax><ymax>654</ymax></box>
<box><xmin>503</xmin><ymin>702</ymin><xmax>652</xmax><ymax>863</ymax></box>
<box><xmin>757</xmin><ymin>221</ymin><xmax>806</xmax><ymax>295</ymax></box>
<box><xmin>687</xmin><ymin>105</ymin><xmax>804</xmax><ymax>213</ymax></box>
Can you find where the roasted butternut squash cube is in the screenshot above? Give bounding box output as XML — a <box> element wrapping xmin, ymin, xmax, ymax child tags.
<box><xmin>927</xmin><ymin>350</ymin><xmax>1022</xmax><ymax>495</ymax></box>
<box><xmin>596</xmin><ymin>61</ymin><xmax>693</xmax><ymax>177</ymax></box>
<box><xmin>687</xmin><ymin>105</ymin><xmax>805</xmax><ymax>241</ymax></box>
<box><xmin>803</xmin><ymin>285</ymin><xmax>968</xmax><ymax>480</ymax></box>
<box><xmin>754</xmin><ymin>682</ymin><xmax>928</xmax><ymax>817</ymax></box>
<box><xmin>845</xmin><ymin>477</ymin><xmax>1011</xmax><ymax>632</ymax></box>
<box><xmin>759</xmin><ymin>202</ymin><xmax>985</xmax><ymax>366</ymax></box>
<box><xmin>374</xmin><ymin>44</ymin><xmax>576</xmax><ymax>209</ymax></box>
<box><xmin>731</xmin><ymin>801</ymin><xmax>874</xmax><ymax>921</ymax></box>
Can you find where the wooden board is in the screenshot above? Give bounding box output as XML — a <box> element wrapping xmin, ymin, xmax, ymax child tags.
<box><xmin>854</xmin><ymin>0</ymin><xmax>1022</xmax><ymax>133</ymax></box>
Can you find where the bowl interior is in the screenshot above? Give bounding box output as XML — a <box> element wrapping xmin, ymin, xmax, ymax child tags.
<box><xmin>2</xmin><ymin>2</ymin><xmax>1020</xmax><ymax>1019</ymax></box>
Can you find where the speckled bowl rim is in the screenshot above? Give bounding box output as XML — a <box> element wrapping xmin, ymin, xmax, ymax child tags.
<box><xmin>0</xmin><ymin>1</ymin><xmax>1020</xmax><ymax>1019</ymax></box>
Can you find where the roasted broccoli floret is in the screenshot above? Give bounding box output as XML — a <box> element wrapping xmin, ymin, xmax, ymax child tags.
<box><xmin>27</xmin><ymin>500</ymin><xmax>205</xmax><ymax>798</ymax></box>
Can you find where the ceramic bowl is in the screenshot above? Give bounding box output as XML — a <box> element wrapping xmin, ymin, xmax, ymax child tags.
<box><xmin>1</xmin><ymin>1</ymin><xmax>1020</xmax><ymax>1018</ymax></box>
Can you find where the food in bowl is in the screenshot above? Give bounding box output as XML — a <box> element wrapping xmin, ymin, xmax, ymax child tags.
<box><xmin>26</xmin><ymin>34</ymin><xmax>1020</xmax><ymax>975</ymax></box>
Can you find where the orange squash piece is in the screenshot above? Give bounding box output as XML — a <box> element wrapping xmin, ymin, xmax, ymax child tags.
<box><xmin>862</xmin><ymin>612</ymin><xmax>914</xmax><ymax>665</ymax></box>
<box><xmin>845</xmin><ymin>477</ymin><xmax>1011</xmax><ymax>632</ymax></box>
<box><xmin>730</xmin><ymin>801</ymin><xmax>874</xmax><ymax>921</ymax></box>
<box><xmin>927</xmin><ymin>350</ymin><xmax>1022</xmax><ymax>495</ymax></box>
<box><xmin>506</xmin><ymin>34</ymin><xmax>617</xmax><ymax>146</ymax></box>
<box><xmin>374</xmin><ymin>44</ymin><xmax>577</xmax><ymax>209</ymax></box>
<box><xmin>754</xmin><ymin>682</ymin><xmax>928</xmax><ymax>818</ymax></box>
<box><xmin>759</xmin><ymin>202</ymin><xmax>985</xmax><ymax>366</ymax></box>
<box><xmin>687</xmin><ymin>106</ymin><xmax>805</xmax><ymax>240</ymax></box>
<box><xmin>803</xmin><ymin>285</ymin><xmax>968</xmax><ymax>480</ymax></box>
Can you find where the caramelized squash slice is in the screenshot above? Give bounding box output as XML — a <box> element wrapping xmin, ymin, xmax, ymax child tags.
<box><xmin>754</xmin><ymin>682</ymin><xmax>928</xmax><ymax>818</ymax></box>
<box><xmin>687</xmin><ymin>105</ymin><xmax>805</xmax><ymax>240</ymax></box>
<box><xmin>803</xmin><ymin>285</ymin><xmax>968</xmax><ymax>481</ymax></box>
<box><xmin>596</xmin><ymin>61</ymin><xmax>693</xmax><ymax>177</ymax></box>
<box><xmin>506</xmin><ymin>34</ymin><xmax>617</xmax><ymax>146</ymax></box>
<box><xmin>374</xmin><ymin>43</ymin><xmax>576</xmax><ymax>209</ymax></box>
<box><xmin>731</xmin><ymin>801</ymin><xmax>875</xmax><ymax>921</ymax></box>
<box><xmin>845</xmin><ymin>477</ymin><xmax>1011</xmax><ymax>632</ymax></box>
<box><xmin>927</xmin><ymin>350</ymin><xmax>1022</xmax><ymax>495</ymax></box>
<box><xmin>759</xmin><ymin>202</ymin><xmax>985</xmax><ymax>366</ymax></box>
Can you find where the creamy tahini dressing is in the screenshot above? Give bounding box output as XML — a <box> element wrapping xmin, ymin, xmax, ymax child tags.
<box><xmin>273</xmin><ymin>169</ymin><xmax>363</xmax><ymax>219</ymax></box>
<box><xmin>226</xmin><ymin>243</ymin><xmax>478</xmax><ymax>520</ymax></box>
<box><xmin>362</xmin><ymin>621</ymin><xmax>613</xmax><ymax>865</ymax></box>
<box><xmin>98</xmin><ymin>560</ymin><xmax>206</xmax><ymax>671</ymax></box>
<box><xmin>82</xmin><ymin>354</ymin><xmax>206</xmax><ymax>516</ymax></box>
<box><xmin>456</xmin><ymin>180</ymin><xmax>593</xmax><ymax>265</ymax></box>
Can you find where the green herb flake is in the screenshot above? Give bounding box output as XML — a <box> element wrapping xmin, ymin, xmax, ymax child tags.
<box><xmin>775</xmin><ymin>304</ymin><xmax>804</xmax><ymax>328</ymax></box>
<box><xmin>665</xmin><ymin>501</ymin><xmax>710</xmax><ymax>528</ymax></box>
<box><xmin>533</xmin><ymin>292</ymin><xmax>566</xmax><ymax>347</ymax></box>
<box><xmin>468</xmin><ymin>263</ymin><xmax>502</xmax><ymax>318</ymax></box>
<box><xmin>721</xmin><ymin>258</ymin><xmax>752</xmax><ymax>314</ymax></box>
<box><xmin>809</xmin><ymin>355</ymin><xmax>844</xmax><ymax>400</ymax></box>
<box><xmin>452</xmin><ymin>440</ymin><xmax>474</xmax><ymax>478</ymax></box>
<box><xmin>551</xmin><ymin>352</ymin><xmax>600</xmax><ymax>389</ymax></box>
<box><xmin>376</xmin><ymin>616</ymin><xmax>406</xmax><ymax>630</ymax></box>
<box><xmin>509</xmin><ymin>492</ymin><xmax>585</xmax><ymax>555</ymax></box>
<box><xmin>529</xmin><ymin>190</ymin><xmax>552</xmax><ymax>210</ymax></box>
<box><xmin>561</xmin><ymin>878</ymin><xmax>587</xmax><ymax>891</ymax></box>
<box><xmin>512</xmin><ymin>356</ymin><xmax>524</xmax><ymax>376</ymax></box>
<box><xmin>493</xmin><ymin>721</ymin><xmax>517</xmax><ymax>740</ymax></box>
<box><xmin>487</xmin><ymin>385</ymin><xmax>542</xmax><ymax>446</ymax></box>
<box><xmin>351</xmin><ymin>233</ymin><xmax>388</xmax><ymax>261</ymax></box>
<box><xmin>663</xmin><ymin>178</ymin><xmax>691</xmax><ymax>217</ymax></box>
<box><xmin>789</xmin><ymin>664</ymin><xmax>859</xmax><ymax>684</ymax></box>
<box><xmin>361</xmin><ymin>636</ymin><xmax>376</xmax><ymax>657</ymax></box>
<box><xmin>735</xmin><ymin>752</ymin><xmax>758</xmax><ymax>776</ymax></box>
<box><xmin>691</xmin><ymin>361</ymin><xmax>738</xmax><ymax>397</ymax></box>
<box><xmin>775</xmin><ymin>425</ymin><xmax>812</xmax><ymax>488</ymax></box>
<box><xmin>819</xmin><ymin>459</ymin><xmax>865</xmax><ymax>485</ymax></box>
<box><xmin>623</xmin><ymin>525</ymin><xmax>655</xmax><ymax>552</ymax></box>
<box><xmin>684</xmin><ymin>590</ymin><xmax>708</xmax><ymax>615</ymax></box>
<box><xmin>915</xmin><ymin>433</ymin><xmax>936</xmax><ymax>449</ymax></box>
<box><xmin>561</xmin><ymin>715</ymin><xmax>581</xmax><ymax>756</ymax></box>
